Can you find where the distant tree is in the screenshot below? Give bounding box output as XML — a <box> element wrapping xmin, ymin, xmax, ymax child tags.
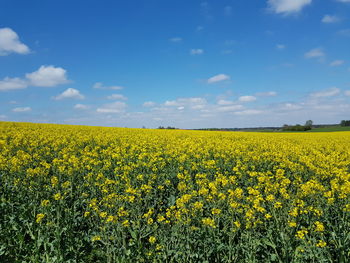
<box><xmin>305</xmin><ymin>120</ymin><xmax>313</xmax><ymax>127</ymax></box>
<box><xmin>340</xmin><ymin>120</ymin><xmax>350</xmax><ymax>127</ymax></box>
<box><xmin>282</xmin><ymin>124</ymin><xmax>311</xmax><ymax>131</ymax></box>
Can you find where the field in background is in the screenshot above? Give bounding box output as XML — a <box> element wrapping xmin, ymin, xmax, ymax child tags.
<box><xmin>1</xmin><ymin>122</ymin><xmax>350</xmax><ymax>262</ymax></box>
<box><xmin>307</xmin><ymin>126</ymin><xmax>350</xmax><ymax>132</ymax></box>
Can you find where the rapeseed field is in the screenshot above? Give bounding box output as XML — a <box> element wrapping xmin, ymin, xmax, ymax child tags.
<box><xmin>1</xmin><ymin>121</ymin><xmax>350</xmax><ymax>262</ymax></box>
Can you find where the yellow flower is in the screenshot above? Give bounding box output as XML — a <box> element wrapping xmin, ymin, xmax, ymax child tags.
<box><xmin>122</xmin><ymin>220</ymin><xmax>130</xmax><ymax>227</ymax></box>
<box><xmin>36</xmin><ymin>213</ymin><xmax>45</xmax><ymax>223</ymax></box>
<box><xmin>84</xmin><ymin>211</ymin><xmax>90</xmax><ymax>217</ymax></box>
<box><xmin>41</xmin><ymin>199</ymin><xmax>50</xmax><ymax>207</ymax></box>
<box><xmin>295</xmin><ymin>229</ymin><xmax>308</xmax><ymax>240</ymax></box>
<box><xmin>62</xmin><ymin>181</ymin><xmax>71</xmax><ymax>188</ymax></box>
<box><xmin>211</xmin><ymin>208</ymin><xmax>221</xmax><ymax>215</ymax></box>
<box><xmin>202</xmin><ymin>217</ymin><xmax>216</xmax><ymax>228</ymax></box>
<box><xmin>156</xmin><ymin>244</ymin><xmax>163</xmax><ymax>250</ymax></box>
<box><xmin>149</xmin><ymin>236</ymin><xmax>156</xmax><ymax>244</ymax></box>
<box><xmin>265</xmin><ymin>213</ymin><xmax>272</xmax><ymax>219</ymax></box>
<box><xmin>53</xmin><ymin>193</ymin><xmax>61</xmax><ymax>201</ymax></box>
<box><xmin>51</xmin><ymin>176</ymin><xmax>58</xmax><ymax>186</ymax></box>
<box><xmin>288</xmin><ymin>221</ymin><xmax>297</xmax><ymax>227</ymax></box>
<box><xmin>193</xmin><ymin>201</ymin><xmax>203</xmax><ymax>210</ymax></box>
<box><xmin>147</xmin><ymin>218</ymin><xmax>154</xmax><ymax>225</ymax></box>
<box><xmin>316</xmin><ymin>240</ymin><xmax>327</xmax><ymax>248</ymax></box>
<box><xmin>314</xmin><ymin>221</ymin><xmax>325</xmax><ymax>232</ymax></box>
<box><xmin>100</xmin><ymin>212</ymin><xmax>108</xmax><ymax>218</ymax></box>
<box><xmin>91</xmin><ymin>235</ymin><xmax>101</xmax><ymax>242</ymax></box>
<box><xmin>106</xmin><ymin>215</ymin><xmax>115</xmax><ymax>223</ymax></box>
<box><xmin>274</xmin><ymin>202</ymin><xmax>282</xmax><ymax>209</ymax></box>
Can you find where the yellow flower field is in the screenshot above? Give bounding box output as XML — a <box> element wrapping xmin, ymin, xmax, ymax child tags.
<box><xmin>1</xmin><ymin>121</ymin><xmax>350</xmax><ymax>262</ymax></box>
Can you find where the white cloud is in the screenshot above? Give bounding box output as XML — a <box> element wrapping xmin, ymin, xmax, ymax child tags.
<box><xmin>0</xmin><ymin>77</ymin><xmax>27</xmax><ymax>91</ymax></box>
<box><xmin>0</xmin><ymin>27</ymin><xmax>30</xmax><ymax>56</ymax></box>
<box><xmin>337</xmin><ymin>29</ymin><xmax>350</xmax><ymax>36</ymax></box>
<box><xmin>345</xmin><ymin>90</ymin><xmax>350</xmax><ymax>96</ymax></box>
<box><xmin>217</xmin><ymin>105</ymin><xmax>244</xmax><ymax>112</ymax></box>
<box><xmin>256</xmin><ymin>91</ymin><xmax>277</xmax><ymax>97</ymax></box>
<box><xmin>107</xmin><ymin>94</ymin><xmax>127</xmax><ymax>100</ymax></box>
<box><xmin>54</xmin><ymin>88</ymin><xmax>84</xmax><ymax>100</ymax></box>
<box><xmin>207</xmin><ymin>74</ymin><xmax>230</xmax><ymax>84</ymax></box>
<box><xmin>164</xmin><ymin>97</ymin><xmax>207</xmax><ymax>107</ymax></box>
<box><xmin>169</xmin><ymin>37</ymin><xmax>182</xmax><ymax>43</ymax></box>
<box><xmin>93</xmin><ymin>82</ymin><xmax>124</xmax><ymax>90</ymax></box>
<box><xmin>239</xmin><ymin>96</ymin><xmax>257</xmax><ymax>102</ymax></box>
<box><xmin>234</xmin><ymin>109</ymin><xmax>263</xmax><ymax>115</ymax></box>
<box><xmin>143</xmin><ymin>101</ymin><xmax>156</xmax><ymax>107</ymax></box>
<box><xmin>12</xmin><ymin>106</ymin><xmax>31</xmax><ymax>112</ymax></box>
<box><xmin>26</xmin><ymin>65</ymin><xmax>69</xmax><ymax>87</ymax></box>
<box><xmin>322</xmin><ymin>15</ymin><xmax>340</xmax><ymax>23</ymax></box>
<box><xmin>74</xmin><ymin>104</ymin><xmax>89</xmax><ymax>110</ymax></box>
<box><xmin>97</xmin><ymin>101</ymin><xmax>127</xmax><ymax>113</ymax></box>
<box><xmin>0</xmin><ymin>114</ymin><xmax>6</xmax><ymax>119</ymax></box>
<box><xmin>282</xmin><ymin>103</ymin><xmax>303</xmax><ymax>110</ymax></box>
<box><xmin>329</xmin><ymin>60</ymin><xmax>345</xmax><ymax>66</ymax></box>
<box><xmin>217</xmin><ymin>99</ymin><xmax>234</xmax><ymax>105</ymax></box>
<box><xmin>276</xmin><ymin>44</ymin><xmax>286</xmax><ymax>50</ymax></box>
<box><xmin>190</xmin><ymin>49</ymin><xmax>204</xmax><ymax>55</ymax></box>
<box><xmin>267</xmin><ymin>0</ymin><xmax>312</xmax><ymax>15</ymax></box>
<box><xmin>311</xmin><ymin>87</ymin><xmax>340</xmax><ymax>98</ymax></box>
<box><xmin>304</xmin><ymin>48</ymin><xmax>325</xmax><ymax>59</ymax></box>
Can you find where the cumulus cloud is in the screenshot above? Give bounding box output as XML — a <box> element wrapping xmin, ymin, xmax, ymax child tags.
<box><xmin>207</xmin><ymin>74</ymin><xmax>230</xmax><ymax>84</ymax></box>
<box><xmin>322</xmin><ymin>15</ymin><xmax>340</xmax><ymax>23</ymax></box>
<box><xmin>217</xmin><ymin>99</ymin><xmax>234</xmax><ymax>105</ymax></box>
<box><xmin>267</xmin><ymin>0</ymin><xmax>312</xmax><ymax>15</ymax></box>
<box><xmin>12</xmin><ymin>107</ymin><xmax>31</xmax><ymax>112</ymax></box>
<box><xmin>54</xmin><ymin>88</ymin><xmax>84</xmax><ymax>100</ymax></box>
<box><xmin>256</xmin><ymin>91</ymin><xmax>277</xmax><ymax>97</ymax></box>
<box><xmin>190</xmin><ymin>49</ymin><xmax>204</xmax><ymax>55</ymax></box>
<box><xmin>97</xmin><ymin>101</ymin><xmax>127</xmax><ymax>113</ymax></box>
<box><xmin>281</xmin><ymin>103</ymin><xmax>303</xmax><ymax>110</ymax></box>
<box><xmin>169</xmin><ymin>37</ymin><xmax>182</xmax><ymax>43</ymax></box>
<box><xmin>0</xmin><ymin>77</ymin><xmax>27</xmax><ymax>91</ymax></box>
<box><xmin>311</xmin><ymin>87</ymin><xmax>340</xmax><ymax>98</ymax></box>
<box><xmin>74</xmin><ymin>104</ymin><xmax>89</xmax><ymax>110</ymax></box>
<box><xmin>345</xmin><ymin>90</ymin><xmax>350</xmax><ymax>96</ymax></box>
<box><xmin>238</xmin><ymin>96</ymin><xmax>257</xmax><ymax>102</ymax></box>
<box><xmin>26</xmin><ymin>65</ymin><xmax>69</xmax><ymax>87</ymax></box>
<box><xmin>329</xmin><ymin>60</ymin><xmax>345</xmax><ymax>66</ymax></box>
<box><xmin>234</xmin><ymin>109</ymin><xmax>263</xmax><ymax>115</ymax></box>
<box><xmin>107</xmin><ymin>94</ymin><xmax>127</xmax><ymax>100</ymax></box>
<box><xmin>164</xmin><ymin>97</ymin><xmax>207</xmax><ymax>109</ymax></box>
<box><xmin>276</xmin><ymin>44</ymin><xmax>286</xmax><ymax>50</ymax></box>
<box><xmin>217</xmin><ymin>105</ymin><xmax>244</xmax><ymax>112</ymax></box>
<box><xmin>93</xmin><ymin>82</ymin><xmax>124</xmax><ymax>90</ymax></box>
<box><xmin>143</xmin><ymin>101</ymin><xmax>156</xmax><ymax>107</ymax></box>
<box><xmin>0</xmin><ymin>27</ymin><xmax>30</xmax><ymax>56</ymax></box>
<box><xmin>304</xmin><ymin>48</ymin><xmax>325</xmax><ymax>59</ymax></box>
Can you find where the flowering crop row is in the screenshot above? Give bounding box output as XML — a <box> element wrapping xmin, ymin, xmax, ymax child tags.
<box><xmin>0</xmin><ymin>122</ymin><xmax>350</xmax><ymax>262</ymax></box>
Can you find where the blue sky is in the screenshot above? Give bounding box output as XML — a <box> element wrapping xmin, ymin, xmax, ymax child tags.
<box><xmin>1</xmin><ymin>0</ymin><xmax>350</xmax><ymax>128</ymax></box>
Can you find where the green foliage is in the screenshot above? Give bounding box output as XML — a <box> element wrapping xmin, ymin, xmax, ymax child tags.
<box><xmin>340</xmin><ymin>120</ymin><xmax>350</xmax><ymax>127</ymax></box>
<box><xmin>282</xmin><ymin>125</ymin><xmax>312</xmax><ymax>132</ymax></box>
